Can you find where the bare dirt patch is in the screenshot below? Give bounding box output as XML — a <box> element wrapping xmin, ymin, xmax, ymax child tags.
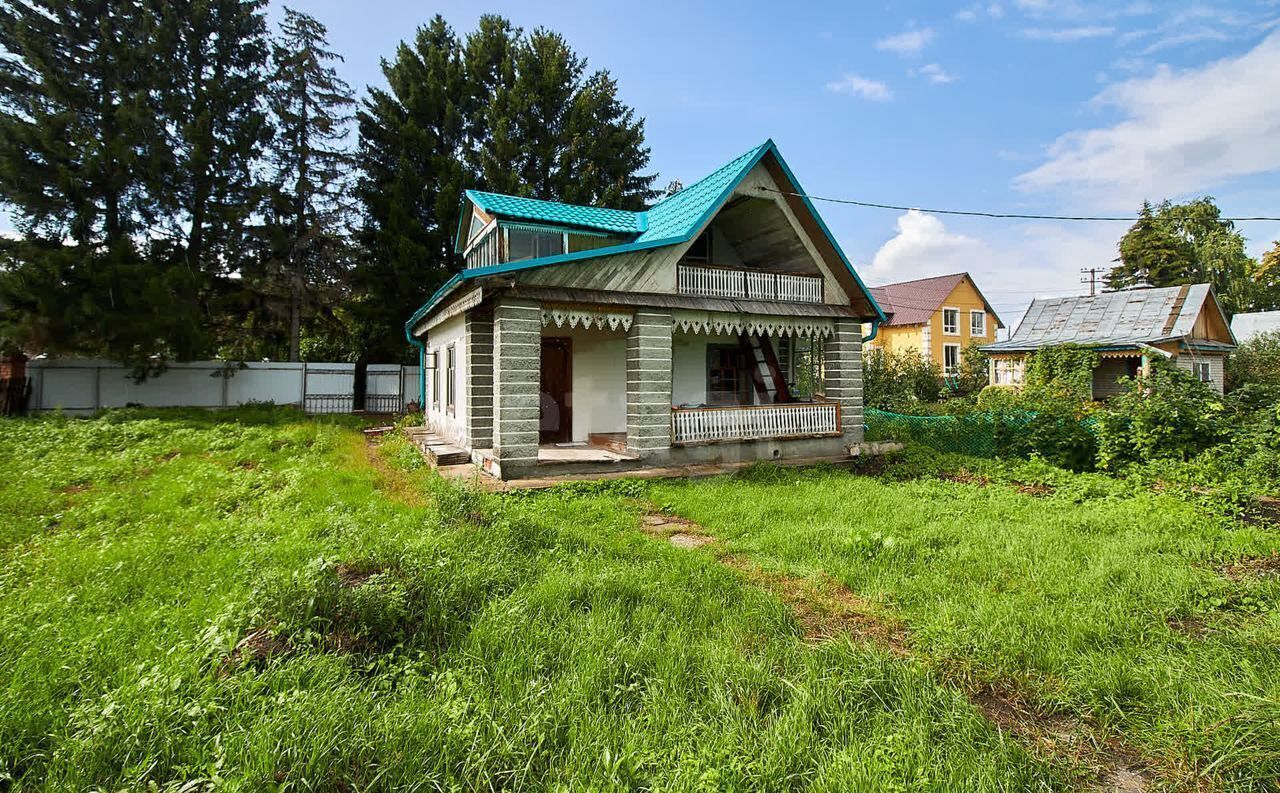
<box><xmin>335</xmin><ymin>562</ymin><xmax>385</xmax><ymax>588</ymax></box>
<box><xmin>220</xmin><ymin>627</ymin><xmax>292</xmax><ymax>675</ymax></box>
<box><xmin>1219</xmin><ymin>552</ymin><xmax>1280</xmax><ymax>581</ymax></box>
<box><xmin>940</xmin><ymin>470</ymin><xmax>992</xmax><ymax>487</ymax></box>
<box><xmin>1015</xmin><ymin>482</ymin><xmax>1055</xmax><ymax>497</ymax></box>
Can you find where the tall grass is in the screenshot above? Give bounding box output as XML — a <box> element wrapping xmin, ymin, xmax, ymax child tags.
<box><xmin>1</xmin><ymin>409</ymin><xmax>1059</xmax><ymax>790</ymax></box>
<box><xmin>652</xmin><ymin>458</ymin><xmax>1280</xmax><ymax>789</ymax></box>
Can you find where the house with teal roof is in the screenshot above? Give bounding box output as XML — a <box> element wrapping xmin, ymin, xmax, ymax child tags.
<box><xmin>406</xmin><ymin>140</ymin><xmax>885</xmax><ymax>480</ymax></box>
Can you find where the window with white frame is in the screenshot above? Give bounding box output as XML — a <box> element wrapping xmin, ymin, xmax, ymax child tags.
<box><xmin>993</xmin><ymin>358</ymin><xmax>1024</xmax><ymax>386</ymax></box>
<box><xmin>943</xmin><ymin>343</ymin><xmax>961</xmax><ymax>376</ymax></box>
<box><xmin>445</xmin><ymin>345</ymin><xmax>457</xmax><ymax>415</ymax></box>
<box><xmin>970</xmin><ymin>310</ymin><xmax>986</xmax><ymax>336</ymax></box>
<box><xmin>1195</xmin><ymin>361</ymin><xmax>1211</xmax><ymax>383</ymax></box>
<box><xmin>430</xmin><ymin>351</ymin><xmax>440</xmax><ymax>410</ymax></box>
<box><xmin>942</xmin><ymin>307</ymin><xmax>959</xmax><ymax>335</ymax></box>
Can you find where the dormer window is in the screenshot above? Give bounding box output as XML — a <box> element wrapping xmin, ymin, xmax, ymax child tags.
<box><xmin>507</xmin><ymin>227</ymin><xmax>565</xmax><ymax>262</ymax></box>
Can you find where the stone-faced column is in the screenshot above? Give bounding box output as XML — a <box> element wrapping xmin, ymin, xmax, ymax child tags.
<box><xmin>824</xmin><ymin>318</ymin><xmax>864</xmax><ymax>443</ymax></box>
<box><xmin>465</xmin><ymin>311</ymin><xmax>494</xmax><ymax>449</ymax></box>
<box><xmin>492</xmin><ymin>299</ymin><xmax>541</xmax><ymax>477</ymax></box>
<box><xmin>626</xmin><ymin>310</ymin><xmax>673</xmax><ymax>459</ymax></box>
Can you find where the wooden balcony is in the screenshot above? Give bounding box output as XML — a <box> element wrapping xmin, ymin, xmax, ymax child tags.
<box><xmin>677</xmin><ymin>264</ymin><xmax>823</xmax><ymax>303</ymax></box>
<box><xmin>671</xmin><ymin>400</ymin><xmax>841</xmax><ymax>445</ymax></box>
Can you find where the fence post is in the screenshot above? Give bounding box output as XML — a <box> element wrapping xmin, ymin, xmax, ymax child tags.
<box><xmin>300</xmin><ymin>362</ymin><xmax>307</xmax><ymax>412</ymax></box>
<box><xmin>93</xmin><ymin>366</ymin><xmax>101</xmax><ymax>412</ymax></box>
<box><xmin>221</xmin><ymin>365</ymin><xmax>229</xmax><ymax>408</ymax></box>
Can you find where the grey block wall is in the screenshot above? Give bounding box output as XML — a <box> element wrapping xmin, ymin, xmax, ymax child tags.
<box><xmin>824</xmin><ymin>318</ymin><xmax>864</xmax><ymax>443</ymax></box>
<box><xmin>492</xmin><ymin>299</ymin><xmax>541</xmax><ymax>474</ymax></box>
<box><xmin>465</xmin><ymin>311</ymin><xmax>494</xmax><ymax>448</ymax></box>
<box><xmin>626</xmin><ymin>310</ymin><xmax>673</xmax><ymax>458</ymax></box>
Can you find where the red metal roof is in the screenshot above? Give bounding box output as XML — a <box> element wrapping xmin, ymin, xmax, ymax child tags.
<box><xmin>870</xmin><ymin>272</ymin><xmax>1004</xmax><ymax>328</ymax></box>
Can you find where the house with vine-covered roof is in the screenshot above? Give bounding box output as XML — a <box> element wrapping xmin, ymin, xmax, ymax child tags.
<box><xmin>403</xmin><ymin>140</ymin><xmax>886</xmax><ymax>480</ymax></box>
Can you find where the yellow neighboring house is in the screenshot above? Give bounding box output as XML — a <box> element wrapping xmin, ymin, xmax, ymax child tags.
<box><xmin>866</xmin><ymin>272</ymin><xmax>1004</xmax><ymax>375</ymax></box>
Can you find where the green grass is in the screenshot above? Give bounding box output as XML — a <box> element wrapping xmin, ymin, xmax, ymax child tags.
<box><xmin>651</xmin><ymin>457</ymin><xmax>1280</xmax><ymax>790</ymax></box>
<box><xmin>1</xmin><ymin>408</ymin><xmax>1059</xmax><ymax>791</ymax></box>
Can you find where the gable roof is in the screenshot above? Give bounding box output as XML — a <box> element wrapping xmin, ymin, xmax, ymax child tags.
<box><xmin>408</xmin><ymin>140</ymin><xmax>886</xmax><ymax>333</ymax></box>
<box><xmin>869</xmin><ymin>272</ymin><xmax>1004</xmax><ymax>328</ymax></box>
<box><xmin>982</xmin><ymin>283</ymin><xmax>1234</xmax><ymax>353</ymax></box>
<box><xmin>1230</xmin><ymin>310</ymin><xmax>1280</xmax><ymax>344</ymax></box>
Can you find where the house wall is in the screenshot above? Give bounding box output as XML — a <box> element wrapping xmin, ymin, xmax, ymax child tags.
<box><xmin>868</xmin><ymin>324</ymin><xmax>925</xmax><ymax>359</ymax></box>
<box><xmin>540</xmin><ymin>324</ymin><xmax>628</xmax><ymax>441</ymax></box>
<box><xmin>672</xmin><ymin>331</ymin><xmax>748</xmax><ymax>406</ymax></box>
<box><xmin>1091</xmin><ymin>358</ymin><xmax>1137</xmax><ymax>399</ymax></box>
<box><xmin>1175</xmin><ymin>351</ymin><xmax>1226</xmax><ymax>394</ymax></box>
<box><xmin>928</xmin><ymin>280</ymin><xmax>999</xmax><ymax>366</ymax></box>
<box><xmin>425</xmin><ymin>313</ymin><xmax>468</xmax><ymax>446</ymax></box>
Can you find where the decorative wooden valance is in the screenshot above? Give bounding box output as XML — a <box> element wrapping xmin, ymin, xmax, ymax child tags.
<box><xmin>671</xmin><ymin>309</ymin><xmax>835</xmax><ymax>339</ymax></box>
<box><xmin>541</xmin><ymin>304</ymin><xmax>634</xmax><ymax>332</ymax></box>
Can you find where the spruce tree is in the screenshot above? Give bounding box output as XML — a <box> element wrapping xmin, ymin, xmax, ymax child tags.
<box><xmin>261</xmin><ymin>6</ymin><xmax>356</xmax><ymax>361</ymax></box>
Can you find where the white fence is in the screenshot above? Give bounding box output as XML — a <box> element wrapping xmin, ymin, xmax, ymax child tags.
<box><xmin>26</xmin><ymin>359</ymin><xmax>422</xmax><ymax>416</ymax></box>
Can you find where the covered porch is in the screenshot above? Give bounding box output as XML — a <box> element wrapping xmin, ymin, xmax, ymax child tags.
<box><xmin>475</xmin><ymin>297</ymin><xmax>863</xmax><ymax>479</ymax></box>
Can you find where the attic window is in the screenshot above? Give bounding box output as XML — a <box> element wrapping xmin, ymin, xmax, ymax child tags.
<box><xmin>507</xmin><ymin>228</ymin><xmax>565</xmax><ymax>262</ymax></box>
<box><xmin>684</xmin><ymin>230</ymin><xmax>711</xmax><ymax>263</ymax></box>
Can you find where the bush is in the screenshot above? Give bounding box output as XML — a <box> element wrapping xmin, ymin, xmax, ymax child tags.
<box><xmin>1226</xmin><ymin>330</ymin><xmax>1280</xmax><ymax>391</ymax></box>
<box><xmin>1095</xmin><ymin>359</ymin><xmax>1229</xmax><ymax>470</ymax></box>
<box><xmin>864</xmin><ymin>347</ymin><xmax>942</xmax><ymax>410</ymax></box>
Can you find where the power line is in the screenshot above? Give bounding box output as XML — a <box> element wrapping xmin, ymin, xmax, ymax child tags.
<box><xmin>757</xmin><ymin>186</ymin><xmax>1280</xmax><ymax>222</ymax></box>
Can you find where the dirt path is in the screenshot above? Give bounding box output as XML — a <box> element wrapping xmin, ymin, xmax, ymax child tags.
<box><xmin>357</xmin><ymin>436</ymin><xmax>430</xmax><ymax>507</ymax></box>
<box><xmin>639</xmin><ymin>508</ymin><xmax>1155</xmax><ymax>793</ymax></box>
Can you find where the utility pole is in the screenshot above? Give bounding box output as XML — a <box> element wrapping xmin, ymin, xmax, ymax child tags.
<box><xmin>1080</xmin><ymin>267</ymin><xmax>1102</xmax><ymax>296</ymax></box>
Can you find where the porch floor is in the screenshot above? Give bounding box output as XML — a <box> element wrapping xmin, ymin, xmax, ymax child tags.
<box><xmin>538</xmin><ymin>444</ymin><xmax>640</xmax><ymax>465</ymax></box>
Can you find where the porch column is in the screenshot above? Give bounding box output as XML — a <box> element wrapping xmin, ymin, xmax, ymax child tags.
<box><xmin>824</xmin><ymin>318</ymin><xmax>864</xmax><ymax>443</ymax></box>
<box><xmin>492</xmin><ymin>299</ymin><xmax>541</xmax><ymax>476</ymax></box>
<box><xmin>465</xmin><ymin>311</ymin><xmax>494</xmax><ymax>449</ymax></box>
<box><xmin>626</xmin><ymin>309</ymin><xmax>673</xmax><ymax>458</ymax></box>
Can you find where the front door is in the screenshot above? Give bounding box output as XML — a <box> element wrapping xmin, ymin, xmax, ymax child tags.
<box><xmin>539</xmin><ymin>338</ymin><xmax>572</xmax><ymax>444</ymax></box>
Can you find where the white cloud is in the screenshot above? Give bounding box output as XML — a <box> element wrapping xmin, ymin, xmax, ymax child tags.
<box><xmin>1019</xmin><ymin>25</ymin><xmax>1115</xmax><ymax>41</ymax></box>
<box><xmin>1016</xmin><ymin>31</ymin><xmax>1280</xmax><ymax>209</ymax></box>
<box><xmin>914</xmin><ymin>63</ymin><xmax>957</xmax><ymax>84</ymax></box>
<box><xmin>956</xmin><ymin>3</ymin><xmax>1004</xmax><ymax>22</ymax></box>
<box><xmin>875</xmin><ymin>28</ymin><xmax>936</xmax><ymax>56</ymax></box>
<box><xmin>826</xmin><ymin>74</ymin><xmax>893</xmax><ymax>101</ymax></box>
<box><xmin>866</xmin><ymin>211</ymin><xmax>1119</xmax><ymax>331</ymax></box>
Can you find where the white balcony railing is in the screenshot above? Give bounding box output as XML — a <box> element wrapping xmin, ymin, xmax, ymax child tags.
<box><xmin>677</xmin><ymin>264</ymin><xmax>823</xmax><ymax>303</ymax></box>
<box><xmin>671</xmin><ymin>401</ymin><xmax>841</xmax><ymax>445</ymax></box>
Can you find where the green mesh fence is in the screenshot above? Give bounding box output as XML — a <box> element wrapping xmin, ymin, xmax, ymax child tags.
<box><xmin>865</xmin><ymin>408</ymin><xmax>1099</xmax><ymax>459</ymax></box>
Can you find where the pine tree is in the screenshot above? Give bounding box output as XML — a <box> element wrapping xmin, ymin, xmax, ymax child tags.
<box><xmin>261</xmin><ymin>6</ymin><xmax>355</xmax><ymax>361</ymax></box>
<box><xmin>1107</xmin><ymin>202</ymin><xmax>1199</xmax><ymax>291</ymax></box>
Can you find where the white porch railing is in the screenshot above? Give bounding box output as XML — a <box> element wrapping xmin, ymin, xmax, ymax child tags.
<box><xmin>671</xmin><ymin>400</ymin><xmax>841</xmax><ymax>445</ymax></box>
<box><xmin>677</xmin><ymin>264</ymin><xmax>823</xmax><ymax>303</ymax></box>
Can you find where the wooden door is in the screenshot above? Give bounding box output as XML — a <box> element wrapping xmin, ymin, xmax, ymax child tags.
<box><xmin>539</xmin><ymin>338</ymin><xmax>572</xmax><ymax>444</ymax></box>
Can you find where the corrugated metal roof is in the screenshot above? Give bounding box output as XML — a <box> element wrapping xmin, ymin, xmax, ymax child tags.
<box><xmin>1231</xmin><ymin>310</ymin><xmax>1280</xmax><ymax>343</ymax></box>
<box><xmin>465</xmin><ymin>190</ymin><xmax>643</xmax><ymax>234</ymax></box>
<box><xmin>983</xmin><ymin>284</ymin><xmax>1220</xmax><ymax>352</ymax></box>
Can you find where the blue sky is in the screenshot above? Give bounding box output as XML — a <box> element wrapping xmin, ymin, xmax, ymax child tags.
<box><xmin>282</xmin><ymin>0</ymin><xmax>1280</xmax><ymax>329</ymax></box>
<box><xmin>9</xmin><ymin>1</ymin><xmax>1280</xmax><ymax>330</ymax></box>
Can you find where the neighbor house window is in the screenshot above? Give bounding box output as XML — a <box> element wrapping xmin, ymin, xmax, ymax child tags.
<box><xmin>445</xmin><ymin>345</ymin><xmax>456</xmax><ymax>415</ymax></box>
<box><xmin>942</xmin><ymin>308</ymin><xmax>959</xmax><ymax>335</ymax></box>
<box><xmin>970</xmin><ymin>310</ymin><xmax>986</xmax><ymax>336</ymax></box>
<box><xmin>706</xmin><ymin>344</ymin><xmax>751</xmax><ymax>405</ymax></box>
<box><xmin>1196</xmin><ymin>361</ymin><xmax>1212</xmax><ymax>383</ymax></box>
<box><xmin>506</xmin><ymin>228</ymin><xmax>565</xmax><ymax>262</ymax></box>
<box><xmin>993</xmin><ymin>358</ymin><xmax>1024</xmax><ymax>386</ymax></box>
<box><xmin>943</xmin><ymin>343</ymin><xmax>961</xmax><ymax>376</ymax></box>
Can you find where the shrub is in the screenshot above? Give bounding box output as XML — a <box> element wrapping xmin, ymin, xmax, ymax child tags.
<box><xmin>1024</xmin><ymin>344</ymin><xmax>1098</xmax><ymax>403</ymax></box>
<box><xmin>1095</xmin><ymin>359</ymin><xmax>1229</xmax><ymax>470</ymax></box>
<box><xmin>863</xmin><ymin>347</ymin><xmax>942</xmax><ymax>410</ymax></box>
<box><xmin>1226</xmin><ymin>330</ymin><xmax>1280</xmax><ymax>391</ymax></box>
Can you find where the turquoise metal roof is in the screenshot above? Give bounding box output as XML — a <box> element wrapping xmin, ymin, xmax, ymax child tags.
<box><xmin>409</xmin><ymin>140</ymin><xmax>887</xmax><ymax>332</ymax></box>
<box><xmin>635</xmin><ymin>141</ymin><xmax>771</xmax><ymax>243</ymax></box>
<box><xmin>466</xmin><ymin>190</ymin><xmax>643</xmax><ymax>234</ymax></box>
